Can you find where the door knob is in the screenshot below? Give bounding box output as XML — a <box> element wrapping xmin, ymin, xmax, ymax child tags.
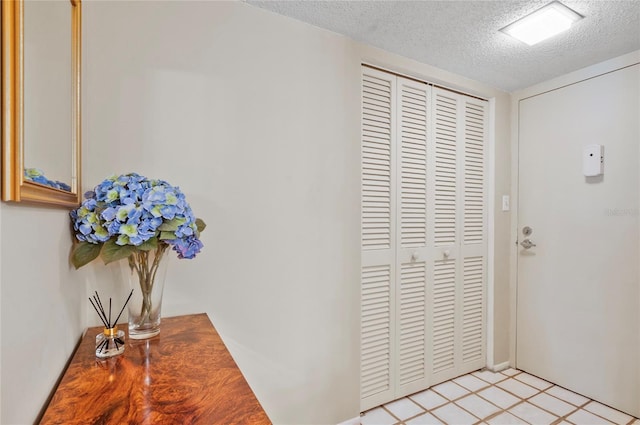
<box><xmin>411</xmin><ymin>251</ymin><xmax>419</xmax><ymax>261</ymax></box>
<box><xmin>443</xmin><ymin>250</ymin><xmax>451</xmax><ymax>258</ymax></box>
<box><xmin>520</xmin><ymin>239</ymin><xmax>537</xmax><ymax>249</ymax></box>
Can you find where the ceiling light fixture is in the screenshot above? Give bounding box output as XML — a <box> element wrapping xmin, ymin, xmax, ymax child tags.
<box><xmin>500</xmin><ymin>1</ymin><xmax>583</xmax><ymax>46</ymax></box>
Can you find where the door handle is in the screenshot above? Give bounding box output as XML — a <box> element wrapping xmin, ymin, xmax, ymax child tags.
<box><xmin>520</xmin><ymin>239</ymin><xmax>537</xmax><ymax>249</ymax></box>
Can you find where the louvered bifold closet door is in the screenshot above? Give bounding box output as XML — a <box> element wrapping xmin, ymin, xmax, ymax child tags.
<box><xmin>361</xmin><ymin>67</ymin><xmax>397</xmax><ymax>411</ymax></box>
<box><xmin>460</xmin><ymin>96</ymin><xmax>488</xmax><ymax>372</ymax></box>
<box><xmin>395</xmin><ymin>77</ymin><xmax>431</xmax><ymax>398</ymax></box>
<box><xmin>428</xmin><ymin>88</ymin><xmax>488</xmax><ymax>385</ymax></box>
<box><xmin>428</xmin><ymin>88</ymin><xmax>460</xmax><ymax>384</ymax></box>
<box><xmin>361</xmin><ymin>68</ymin><xmax>488</xmax><ymax>411</ymax></box>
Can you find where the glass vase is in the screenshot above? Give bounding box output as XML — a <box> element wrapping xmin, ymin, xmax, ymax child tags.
<box><xmin>123</xmin><ymin>245</ymin><xmax>169</xmax><ymax>339</ymax></box>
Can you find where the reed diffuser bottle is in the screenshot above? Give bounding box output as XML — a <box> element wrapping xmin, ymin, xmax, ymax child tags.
<box><xmin>90</xmin><ymin>290</ymin><xmax>133</xmax><ymax>359</ymax></box>
<box><xmin>96</xmin><ymin>326</ymin><xmax>125</xmax><ymax>358</ymax></box>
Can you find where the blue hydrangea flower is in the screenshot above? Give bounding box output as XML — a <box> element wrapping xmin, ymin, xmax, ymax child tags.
<box><xmin>168</xmin><ymin>235</ymin><xmax>204</xmax><ymax>259</ymax></box>
<box><xmin>70</xmin><ymin>173</ymin><xmax>204</xmax><ymax>260</ymax></box>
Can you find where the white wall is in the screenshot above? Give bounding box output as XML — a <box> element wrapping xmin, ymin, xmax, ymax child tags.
<box><xmin>0</xmin><ymin>205</ymin><xmax>87</xmax><ymax>424</ymax></box>
<box><xmin>0</xmin><ymin>2</ymin><xmax>511</xmax><ymax>424</ymax></box>
<box><xmin>83</xmin><ymin>3</ymin><xmax>362</xmax><ymax>423</ymax></box>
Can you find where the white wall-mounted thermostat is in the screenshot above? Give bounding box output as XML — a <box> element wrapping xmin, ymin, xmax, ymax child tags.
<box><xmin>583</xmin><ymin>144</ymin><xmax>604</xmax><ymax>177</ymax></box>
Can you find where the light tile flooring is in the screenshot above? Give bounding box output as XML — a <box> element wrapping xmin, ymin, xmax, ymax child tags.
<box><xmin>361</xmin><ymin>368</ymin><xmax>640</xmax><ymax>425</ymax></box>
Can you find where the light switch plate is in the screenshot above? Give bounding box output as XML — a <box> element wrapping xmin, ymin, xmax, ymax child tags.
<box><xmin>502</xmin><ymin>195</ymin><xmax>510</xmax><ymax>211</ymax></box>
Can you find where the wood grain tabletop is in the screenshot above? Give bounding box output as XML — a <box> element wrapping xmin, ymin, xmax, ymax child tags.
<box><xmin>39</xmin><ymin>313</ymin><xmax>271</xmax><ymax>425</ymax></box>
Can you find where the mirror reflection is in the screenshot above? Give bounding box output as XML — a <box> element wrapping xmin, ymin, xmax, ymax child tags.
<box><xmin>24</xmin><ymin>0</ymin><xmax>73</xmax><ymax>191</ymax></box>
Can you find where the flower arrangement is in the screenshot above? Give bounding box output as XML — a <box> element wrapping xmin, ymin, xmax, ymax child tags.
<box><xmin>70</xmin><ymin>173</ymin><xmax>205</xmax><ymax>338</ymax></box>
<box><xmin>70</xmin><ymin>173</ymin><xmax>205</xmax><ymax>268</ymax></box>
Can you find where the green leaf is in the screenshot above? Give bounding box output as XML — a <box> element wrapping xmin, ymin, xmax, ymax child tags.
<box><xmin>158</xmin><ymin>217</ymin><xmax>185</xmax><ymax>232</ymax></box>
<box><xmin>71</xmin><ymin>241</ymin><xmax>102</xmax><ymax>269</ymax></box>
<box><xmin>137</xmin><ymin>237</ymin><xmax>158</xmax><ymax>251</ymax></box>
<box><xmin>100</xmin><ymin>239</ymin><xmax>136</xmax><ymax>265</ymax></box>
<box><xmin>159</xmin><ymin>231</ymin><xmax>176</xmax><ymax>240</ymax></box>
<box><xmin>195</xmin><ymin>218</ymin><xmax>206</xmax><ymax>233</ymax></box>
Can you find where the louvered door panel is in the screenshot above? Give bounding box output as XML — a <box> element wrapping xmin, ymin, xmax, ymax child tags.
<box><xmin>463</xmin><ymin>100</ymin><xmax>486</xmax><ymax>245</ymax></box>
<box><xmin>460</xmin><ymin>97</ymin><xmax>488</xmax><ymax>372</ymax></box>
<box><xmin>362</xmin><ymin>71</ymin><xmax>394</xmax><ymax>250</ymax></box>
<box><xmin>361</xmin><ymin>265</ymin><xmax>393</xmax><ymax>399</ymax></box>
<box><xmin>462</xmin><ymin>257</ymin><xmax>484</xmax><ymax>363</ymax></box>
<box><xmin>431</xmin><ymin>259</ymin><xmax>456</xmax><ymax>375</ymax></box>
<box><xmin>398</xmin><ymin>262</ymin><xmax>426</xmax><ymax>386</ymax></box>
<box><xmin>361</xmin><ymin>68</ymin><xmax>396</xmax><ymax>411</ymax></box>
<box><xmin>429</xmin><ymin>88</ymin><xmax>460</xmax><ymax>384</ymax></box>
<box><xmin>396</xmin><ymin>78</ymin><xmax>430</xmax><ymax>397</ymax></box>
<box><xmin>398</xmin><ymin>81</ymin><xmax>428</xmax><ymax>248</ymax></box>
<box><xmin>433</xmin><ymin>91</ymin><xmax>458</xmax><ymax>247</ymax></box>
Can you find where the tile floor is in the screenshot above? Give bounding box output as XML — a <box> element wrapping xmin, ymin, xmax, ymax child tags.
<box><xmin>361</xmin><ymin>368</ymin><xmax>640</xmax><ymax>425</ymax></box>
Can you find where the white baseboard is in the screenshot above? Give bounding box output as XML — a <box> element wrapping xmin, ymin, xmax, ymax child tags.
<box><xmin>337</xmin><ymin>416</ymin><xmax>361</xmax><ymax>425</ymax></box>
<box><xmin>489</xmin><ymin>361</ymin><xmax>510</xmax><ymax>372</ymax></box>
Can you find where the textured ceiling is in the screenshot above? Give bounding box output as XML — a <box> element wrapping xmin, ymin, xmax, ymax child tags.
<box><xmin>245</xmin><ymin>0</ymin><xmax>640</xmax><ymax>92</ymax></box>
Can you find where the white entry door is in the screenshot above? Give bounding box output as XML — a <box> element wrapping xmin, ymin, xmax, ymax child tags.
<box><xmin>516</xmin><ymin>64</ymin><xmax>640</xmax><ymax>417</ymax></box>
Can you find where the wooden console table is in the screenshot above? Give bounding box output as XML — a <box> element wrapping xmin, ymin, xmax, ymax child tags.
<box><xmin>39</xmin><ymin>313</ymin><xmax>271</xmax><ymax>424</ymax></box>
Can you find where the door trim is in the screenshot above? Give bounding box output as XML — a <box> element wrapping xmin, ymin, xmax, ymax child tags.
<box><xmin>486</xmin><ymin>97</ymin><xmax>496</xmax><ymax>369</ymax></box>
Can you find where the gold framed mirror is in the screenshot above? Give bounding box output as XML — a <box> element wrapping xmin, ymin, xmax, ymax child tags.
<box><xmin>1</xmin><ymin>0</ymin><xmax>81</xmax><ymax>207</ymax></box>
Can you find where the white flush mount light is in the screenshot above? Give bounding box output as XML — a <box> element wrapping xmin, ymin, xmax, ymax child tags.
<box><xmin>501</xmin><ymin>1</ymin><xmax>583</xmax><ymax>46</ymax></box>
